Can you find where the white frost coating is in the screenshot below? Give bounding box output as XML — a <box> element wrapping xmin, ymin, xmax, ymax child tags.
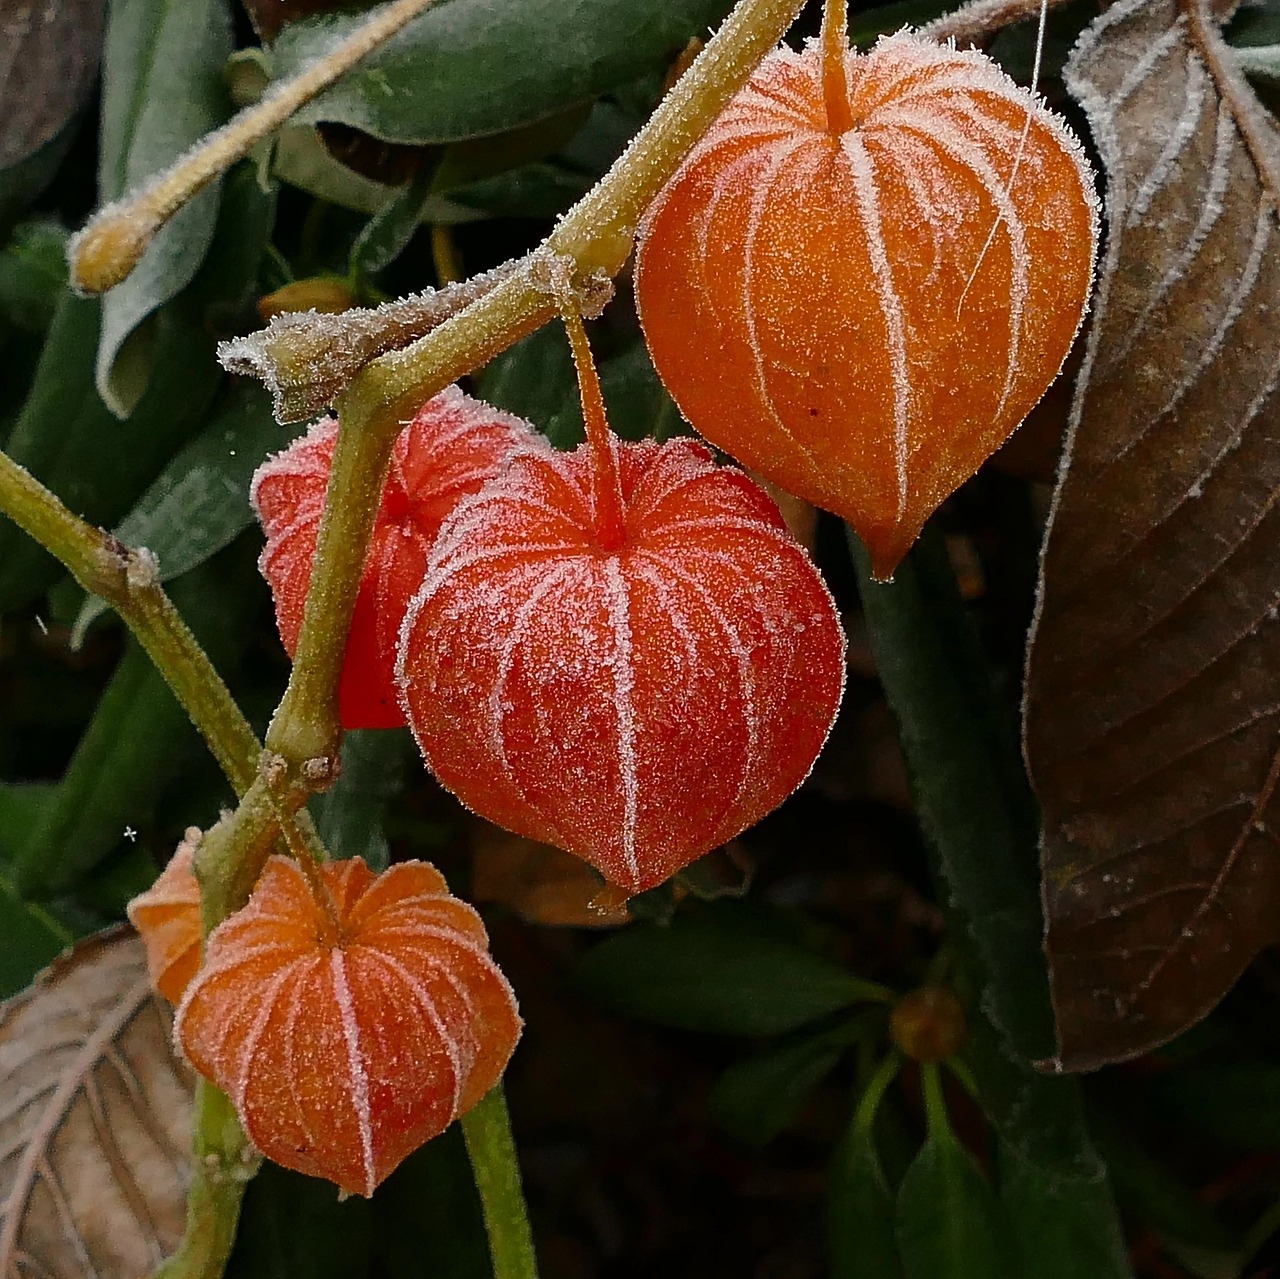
<box><xmin>694</xmin><ymin>147</ymin><xmax>769</xmax><ymax>268</ymax></box>
<box><xmin>636</xmin><ymin>550</ymin><xmax>759</xmax><ymax>815</ymax></box>
<box><xmin>629</xmin><ymin>557</ymin><xmax>704</xmax><ymax>679</ymax></box>
<box><xmin>488</xmin><ymin>561</ymin><xmax>578</xmax><ymax>805</ymax></box>
<box><xmin>281</xmin><ymin>964</ymin><xmax>324</xmax><ymax>1163</ymax></box>
<box><xmin>889</xmin><ymin>108</ymin><xmax>1031</xmax><ymax>420</ymax></box>
<box><xmin>602</xmin><ymin>558</ymin><xmax>640</xmax><ymax>883</ymax></box>
<box><xmin>229</xmin><ymin>964</ymin><xmax>297</xmax><ymax>1112</ymax></box>
<box><xmin>330</xmin><ymin>950</ymin><xmax>376</xmax><ymax>1198</ymax></box>
<box><xmin>1109</xmin><ymin>19</ymin><xmax>1186</xmax><ymax>113</ymax></box>
<box><xmin>741</xmin><ymin>135</ymin><xmax>823</xmax><ymax>475</ymax></box>
<box><xmin>1112</xmin><ymin>103</ymin><xmax>1235</xmax><ymax>382</ymax></box>
<box><xmin>840</xmin><ymin>133</ymin><xmax>911</xmax><ymax>518</ymax></box>
<box><xmin>885</xmin><ymin>132</ymin><xmax>946</xmax><ymax>288</ymax></box>
<box><xmin>1127</xmin><ymin>55</ymin><xmax>1208</xmax><ymax>223</ymax></box>
<box><xmin>364</xmin><ymin>950</ymin><xmax>464</xmax><ymax>1119</ymax></box>
<box><xmin>1151</xmin><ymin>203</ymin><xmax>1270</xmax><ymax>447</ymax></box>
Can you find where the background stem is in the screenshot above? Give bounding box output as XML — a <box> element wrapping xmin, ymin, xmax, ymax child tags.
<box><xmin>461</xmin><ymin>1088</ymin><xmax>539</xmax><ymax>1279</ymax></box>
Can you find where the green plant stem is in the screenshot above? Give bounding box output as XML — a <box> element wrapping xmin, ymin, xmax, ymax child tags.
<box><xmin>853</xmin><ymin>1053</ymin><xmax>901</xmax><ymax>1139</ymax></box>
<box><xmin>461</xmin><ymin>1087</ymin><xmax>539</xmax><ymax>1279</ymax></box>
<box><xmin>153</xmin><ymin>1083</ymin><xmax>259</xmax><ymax>1279</ymax></box>
<box><xmin>0</xmin><ymin>449</ymin><xmax>260</xmax><ymax>793</ymax></box>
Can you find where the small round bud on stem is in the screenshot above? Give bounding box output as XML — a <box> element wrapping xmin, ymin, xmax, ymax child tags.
<box><xmin>889</xmin><ymin>987</ymin><xmax>967</xmax><ymax>1062</ymax></box>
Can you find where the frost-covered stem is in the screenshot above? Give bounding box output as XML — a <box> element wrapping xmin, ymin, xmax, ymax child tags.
<box><xmin>821</xmin><ymin>0</ymin><xmax>854</xmax><ymax>135</ymax></box>
<box><xmin>921</xmin><ymin>0</ymin><xmax>1072</xmax><ymax>47</ymax></box>
<box><xmin>69</xmin><ymin>0</ymin><xmax>441</xmax><ymax>294</ymax></box>
<box><xmin>264</xmin><ymin>403</ymin><xmax>401</xmax><ymax>767</ymax></box>
<box><xmin>461</xmin><ymin>1087</ymin><xmax>539</xmax><ymax>1279</ymax></box>
<box><xmin>563</xmin><ymin>313</ymin><xmax>625</xmax><ymax>551</ymax></box>
<box><xmin>152</xmin><ymin>1083</ymin><xmax>257</xmax><ymax>1279</ymax></box>
<box><xmin>0</xmin><ymin>448</ymin><xmax>260</xmax><ymax>793</ymax></box>
<box><xmin>547</xmin><ymin>0</ymin><xmax>805</xmax><ymax>275</ymax></box>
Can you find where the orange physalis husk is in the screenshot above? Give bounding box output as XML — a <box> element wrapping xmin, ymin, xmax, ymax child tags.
<box><xmin>127</xmin><ymin>828</ymin><xmax>203</xmax><ymax>1004</ymax></box>
<box><xmin>634</xmin><ymin>30</ymin><xmax>1099</xmax><ymax>579</ymax></box>
<box><xmin>251</xmin><ymin>385</ymin><xmax>534</xmax><ymax>728</ymax></box>
<box><xmin>396</xmin><ymin>434</ymin><xmax>846</xmax><ymax>897</ymax></box>
<box><xmin>174</xmin><ymin>855</ymin><xmax>521</xmax><ymax>1197</ymax></box>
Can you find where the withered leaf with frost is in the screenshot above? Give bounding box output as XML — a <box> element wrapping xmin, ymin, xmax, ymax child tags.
<box><xmin>1025</xmin><ymin>0</ymin><xmax>1280</xmax><ymax>1069</ymax></box>
<box><xmin>0</xmin><ymin>930</ymin><xmax>194</xmax><ymax>1279</ymax></box>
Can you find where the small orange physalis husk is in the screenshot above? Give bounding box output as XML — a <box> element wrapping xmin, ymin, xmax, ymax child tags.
<box><xmin>174</xmin><ymin>855</ymin><xmax>521</xmax><ymax>1197</ymax></box>
<box><xmin>127</xmin><ymin>829</ymin><xmax>203</xmax><ymax>1004</ymax></box>
<box><xmin>634</xmin><ymin>30</ymin><xmax>1099</xmax><ymax>578</ymax></box>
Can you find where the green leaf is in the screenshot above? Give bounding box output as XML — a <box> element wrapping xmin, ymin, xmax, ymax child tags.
<box><xmin>895</xmin><ymin>1136</ymin><xmax>1011</xmax><ymax>1279</ymax></box>
<box><xmin>0</xmin><ymin>296</ymin><xmax>217</xmax><ymax>611</ymax></box>
<box><xmin>0</xmin><ymin>220</ymin><xmax>68</xmax><ymax>332</ymax></box>
<box><xmin>1091</xmin><ymin>1121</ymin><xmax>1237</xmax><ymax>1252</ymax></box>
<box><xmin>575</xmin><ymin>904</ymin><xmax>880</xmax><ymax>1036</ymax></box>
<box><xmin>710</xmin><ymin>1028</ymin><xmax>851</xmax><ymax>1146</ymax></box>
<box><xmin>73</xmin><ymin>382</ymin><xmax>287</xmax><ymax>641</ymax></box>
<box><xmin>12</xmin><ymin>547</ymin><xmax>261</xmax><ymax>897</ymax></box>
<box><xmin>372</xmin><ymin>1126</ymin><xmax>490</xmax><ymax>1279</ymax></box>
<box><xmin>274</xmin><ymin>0</ymin><xmax>735</xmax><ymax>146</ymax></box>
<box><xmin>94</xmin><ymin>0</ymin><xmax>234</xmax><ymax>414</ymax></box>
<box><xmin>829</xmin><ymin>1086</ymin><xmax>905</xmax><ymax>1279</ymax></box>
<box><xmin>851</xmin><ymin>528</ymin><xmax>1133</xmax><ymax>1279</ymax></box>
<box><xmin>0</xmin><ymin>164</ymin><xmax>274</xmax><ymax>613</ymax></box>
<box><xmin>310</xmin><ymin>729</ymin><xmax>417</xmax><ymax>872</ymax></box>
<box><xmin>476</xmin><ymin>323</ymin><xmax>576</xmax><ymax>431</ymax></box>
<box><xmin>0</xmin><ymin>790</ymin><xmax>70</xmax><ymax>996</ymax></box>
<box><xmin>431</xmin><ymin>103</ymin><xmax>593</xmax><ymax>195</ymax></box>
<box><xmin>348</xmin><ymin>168</ymin><xmax>437</xmax><ymax>282</ymax></box>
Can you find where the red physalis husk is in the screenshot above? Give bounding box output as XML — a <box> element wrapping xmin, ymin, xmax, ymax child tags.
<box><xmin>396</xmin><ymin>434</ymin><xmax>846</xmax><ymax>897</ymax></box>
<box><xmin>634</xmin><ymin>30</ymin><xmax>1098</xmax><ymax>579</ymax></box>
<box><xmin>251</xmin><ymin>385</ymin><xmax>536</xmax><ymax>728</ymax></box>
<box><xmin>127</xmin><ymin>828</ymin><xmax>203</xmax><ymax>1004</ymax></box>
<box><xmin>174</xmin><ymin>855</ymin><xmax>521</xmax><ymax>1197</ymax></box>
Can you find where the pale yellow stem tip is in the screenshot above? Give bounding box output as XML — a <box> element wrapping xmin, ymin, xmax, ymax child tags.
<box><xmin>68</xmin><ymin>208</ymin><xmax>161</xmax><ymax>295</ymax></box>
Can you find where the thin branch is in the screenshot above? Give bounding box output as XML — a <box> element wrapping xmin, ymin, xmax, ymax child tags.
<box><xmin>68</xmin><ymin>0</ymin><xmax>442</xmax><ymax>294</ymax></box>
<box><xmin>922</xmin><ymin>0</ymin><xmax>1074</xmax><ymax>48</ymax></box>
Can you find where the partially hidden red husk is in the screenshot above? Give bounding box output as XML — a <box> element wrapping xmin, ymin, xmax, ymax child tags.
<box><xmin>127</xmin><ymin>830</ymin><xmax>202</xmax><ymax>1004</ymax></box>
<box><xmin>251</xmin><ymin>386</ymin><xmax>534</xmax><ymax>728</ymax></box>
<box><xmin>174</xmin><ymin>855</ymin><xmax>521</xmax><ymax>1196</ymax></box>
<box><xmin>396</xmin><ymin>435</ymin><xmax>846</xmax><ymax>896</ymax></box>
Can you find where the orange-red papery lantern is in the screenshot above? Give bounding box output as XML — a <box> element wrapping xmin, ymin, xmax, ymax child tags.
<box><xmin>175</xmin><ymin>855</ymin><xmax>521</xmax><ymax>1196</ymax></box>
<box><xmin>635</xmin><ymin>31</ymin><xmax>1098</xmax><ymax>578</ymax></box>
<box><xmin>396</xmin><ymin>434</ymin><xmax>845</xmax><ymax>896</ymax></box>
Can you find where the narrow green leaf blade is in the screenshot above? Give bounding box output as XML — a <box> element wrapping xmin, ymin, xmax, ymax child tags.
<box><xmin>710</xmin><ymin>1030</ymin><xmax>849</xmax><ymax>1146</ymax></box>
<box><xmin>829</xmin><ymin>1122</ymin><xmax>904</xmax><ymax>1279</ymax></box>
<box><xmin>896</xmin><ymin>1138</ymin><xmax>1010</xmax><ymax>1279</ymax></box>
<box><xmin>95</xmin><ymin>0</ymin><xmax>233</xmax><ymax>414</ymax></box>
<box><xmin>74</xmin><ymin>382</ymin><xmax>286</xmax><ymax>638</ymax></box>
<box><xmin>310</xmin><ymin>730</ymin><xmax>417</xmax><ymax>872</ymax></box>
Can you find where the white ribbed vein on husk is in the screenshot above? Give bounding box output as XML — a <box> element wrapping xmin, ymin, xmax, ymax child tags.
<box><xmin>396</xmin><ymin>436</ymin><xmax>846</xmax><ymax>895</ymax></box>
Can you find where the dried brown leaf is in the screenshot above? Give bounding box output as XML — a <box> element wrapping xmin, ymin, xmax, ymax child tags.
<box><xmin>0</xmin><ymin>0</ymin><xmax>105</xmax><ymax>169</ymax></box>
<box><xmin>1026</xmin><ymin>0</ymin><xmax>1280</xmax><ymax>1069</ymax></box>
<box><xmin>0</xmin><ymin>929</ymin><xmax>195</xmax><ymax>1278</ymax></box>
